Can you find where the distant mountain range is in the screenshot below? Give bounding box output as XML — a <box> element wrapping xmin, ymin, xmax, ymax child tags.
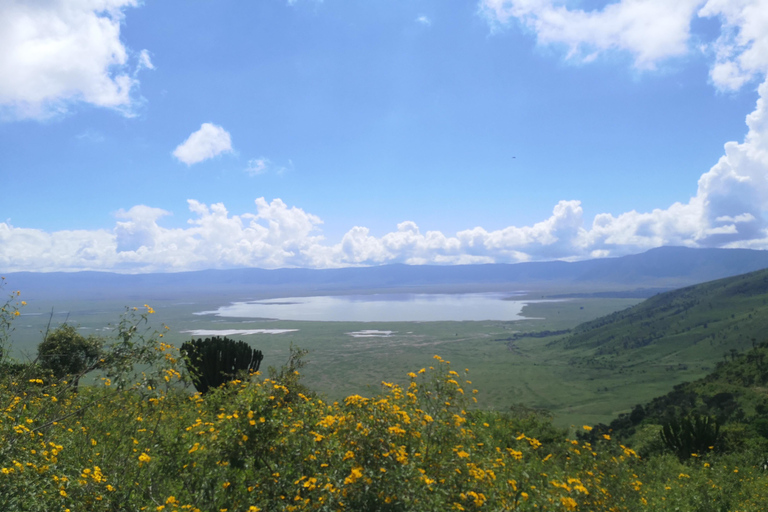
<box><xmin>4</xmin><ymin>246</ymin><xmax>768</xmax><ymax>301</ymax></box>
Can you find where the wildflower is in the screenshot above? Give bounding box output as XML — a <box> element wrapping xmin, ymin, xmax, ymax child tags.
<box><xmin>560</xmin><ymin>496</ymin><xmax>578</xmax><ymax>511</ymax></box>
<box><xmin>582</xmin><ymin>425</ymin><xmax>593</xmax><ymax>431</ymax></box>
<box><xmin>138</xmin><ymin>453</ymin><xmax>151</xmax><ymax>463</ymax></box>
<box><xmin>344</xmin><ymin>466</ymin><xmax>363</xmax><ymax>485</ymax></box>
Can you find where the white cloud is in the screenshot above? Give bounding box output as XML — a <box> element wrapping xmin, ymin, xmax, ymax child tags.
<box><xmin>416</xmin><ymin>15</ymin><xmax>432</xmax><ymax>26</ymax></box>
<box><xmin>475</xmin><ymin>0</ymin><xmax>768</xmax><ymax>255</ymax></box>
<box><xmin>0</xmin><ymin>0</ymin><xmax>149</xmax><ymax>120</ymax></box>
<box><xmin>173</xmin><ymin>123</ymin><xmax>234</xmax><ymax>166</ymax></box>
<box><xmin>245</xmin><ymin>158</ymin><xmax>270</xmax><ymax>176</ymax></box>
<box><xmin>480</xmin><ymin>0</ymin><xmax>703</xmax><ymax>69</ymax></box>
<box><xmin>0</xmin><ymin>198</ymin><xmax>327</xmax><ymax>272</ymax></box>
<box><xmin>245</xmin><ymin>157</ymin><xmax>293</xmax><ymax>176</ymax></box>
<box><xmin>136</xmin><ymin>49</ymin><xmax>155</xmax><ymax>74</ymax></box>
<box><xmin>479</xmin><ymin>0</ymin><xmax>768</xmax><ymax>83</ymax></box>
<box><xmin>699</xmin><ymin>0</ymin><xmax>768</xmax><ymax>91</ymax></box>
<box><xmin>115</xmin><ymin>205</ymin><xmax>171</xmax><ymax>252</ymax></box>
<box><xmin>75</xmin><ymin>129</ymin><xmax>106</xmax><ymax>143</ymax></box>
<box><xmin>0</xmin><ymin>187</ymin><xmax>767</xmax><ymax>273</ymax></box>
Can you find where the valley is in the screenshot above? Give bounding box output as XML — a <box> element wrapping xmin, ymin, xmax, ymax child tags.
<box><xmin>6</xmin><ymin>247</ymin><xmax>768</xmax><ymax>428</ymax></box>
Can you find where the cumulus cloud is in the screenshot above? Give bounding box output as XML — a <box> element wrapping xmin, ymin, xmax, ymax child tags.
<box><xmin>416</xmin><ymin>16</ymin><xmax>432</xmax><ymax>26</ymax></box>
<box><xmin>0</xmin><ymin>199</ymin><xmax>570</xmax><ymax>272</ymax></box>
<box><xmin>699</xmin><ymin>0</ymin><xmax>768</xmax><ymax>91</ymax></box>
<box><xmin>0</xmin><ymin>0</ymin><xmax>149</xmax><ymax>120</ymax></box>
<box><xmin>0</xmin><ymin>199</ymin><xmax>328</xmax><ymax>272</ymax></box>
<box><xmin>173</xmin><ymin>123</ymin><xmax>234</xmax><ymax>166</ymax></box>
<box><xmin>0</xmin><ymin>198</ymin><xmax>648</xmax><ymax>272</ymax></box>
<box><xmin>480</xmin><ymin>0</ymin><xmax>703</xmax><ymax>69</ymax></box>
<box><xmin>0</xmin><ymin>191</ymin><xmax>766</xmax><ymax>273</ymax></box>
<box><xmin>476</xmin><ymin>0</ymin><xmax>768</xmax><ymax>256</ymax></box>
<box><xmin>479</xmin><ymin>1</ymin><xmax>768</xmax><ymax>81</ymax></box>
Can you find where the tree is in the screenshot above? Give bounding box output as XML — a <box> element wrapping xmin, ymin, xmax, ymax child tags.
<box><xmin>180</xmin><ymin>336</ymin><xmax>263</xmax><ymax>394</ymax></box>
<box><xmin>37</xmin><ymin>324</ymin><xmax>103</xmax><ymax>387</ymax></box>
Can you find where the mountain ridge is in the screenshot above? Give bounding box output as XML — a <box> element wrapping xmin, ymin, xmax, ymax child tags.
<box><xmin>4</xmin><ymin>246</ymin><xmax>768</xmax><ymax>301</ymax></box>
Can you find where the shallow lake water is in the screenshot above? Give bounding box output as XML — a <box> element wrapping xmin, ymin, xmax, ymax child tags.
<box><xmin>196</xmin><ymin>292</ymin><xmax>541</xmax><ymax>322</ymax></box>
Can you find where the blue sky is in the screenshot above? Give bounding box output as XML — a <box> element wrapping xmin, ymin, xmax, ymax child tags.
<box><xmin>1</xmin><ymin>0</ymin><xmax>767</xmax><ymax>272</ymax></box>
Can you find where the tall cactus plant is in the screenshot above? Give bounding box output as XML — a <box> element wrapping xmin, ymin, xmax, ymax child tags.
<box><xmin>180</xmin><ymin>336</ymin><xmax>263</xmax><ymax>394</ymax></box>
<box><xmin>660</xmin><ymin>414</ymin><xmax>720</xmax><ymax>460</ymax></box>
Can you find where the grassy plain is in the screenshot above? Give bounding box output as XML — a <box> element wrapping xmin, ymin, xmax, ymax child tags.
<box><xmin>7</xmin><ymin>292</ymin><xmax>681</xmax><ymax>427</ymax></box>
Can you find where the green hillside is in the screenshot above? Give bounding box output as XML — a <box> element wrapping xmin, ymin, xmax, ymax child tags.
<box><xmin>558</xmin><ymin>267</ymin><xmax>768</xmax><ymax>370</ymax></box>
<box><xmin>583</xmin><ymin>338</ymin><xmax>768</xmax><ymax>461</ymax></box>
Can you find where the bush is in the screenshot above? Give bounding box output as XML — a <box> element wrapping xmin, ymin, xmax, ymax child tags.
<box><xmin>37</xmin><ymin>324</ymin><xmax>103</xmax><ymax>386</ymax></box>
<box><xmin>180</xmin><ymin>336</ymin><xmax>263</xmax><ymax>393</ymax></box>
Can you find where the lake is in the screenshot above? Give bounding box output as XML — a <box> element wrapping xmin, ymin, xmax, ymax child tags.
<box><xmin>196</xmin><ymin>292</ymin><xmax>547</xmax><ymax>322</ymax></box>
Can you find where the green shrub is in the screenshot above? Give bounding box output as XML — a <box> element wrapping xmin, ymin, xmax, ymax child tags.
<box><xmin>37</xmin><ymin>324</ymin><xmax>103</xmax><ymax>386</ymax></box>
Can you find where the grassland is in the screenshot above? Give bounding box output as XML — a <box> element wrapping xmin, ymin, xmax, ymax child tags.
<box><xmin>11</xmin><ymin>267</ymin><xmax>768</xmax><ymax>430</ymax></box>
<box><xmin>10</xmin><ymin>293</ymin><xmax>647</xmax><ymax>427</ymax></box>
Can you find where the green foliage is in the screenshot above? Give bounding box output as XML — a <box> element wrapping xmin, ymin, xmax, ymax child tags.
<box><xmin>4</xmin><ymin>278</ymin><xmax>768</xmax><ymax>510</ymax></box>
<box><xmin>588</xmin><ymin>339</ymin><xmax>768</xmax><ymax>458</ymax></box>
<box><xmin>561</xmin><ymin>268</ymin><xmax>768</xmax><ymax>367</ymax></box>
<box><xmin>660</xmin><ymin>415</ymin><xmax>720</xmax><ymax>461</ymax></box>
<box><xmin>180</xmin><ymin>336</ymin><xmax>263</xmax><ymax>393</ymax></box>
<box><xmin>37</xmin><ymin>323</ymin><xmax>103</xmax><ymax>382</ymax></box>
<box><xmin>0</xmin><ymin>277</ymin><xmax>24</xmax><ymax>361</ymax></box>
<box><xmin>2</xmin><ymin>298</ymin><xmax>768</xmax><ymax>510</ymax></box>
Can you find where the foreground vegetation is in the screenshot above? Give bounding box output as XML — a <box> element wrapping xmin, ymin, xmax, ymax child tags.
<box><xmin>585</xmin><ymin>338</ymin><xmax>768</xmax><ymax>461</ymax></box>
<box><xmin>2</xmin><ymin>288</ymin><xmax>768</xmax><ymax>510</ymax></box>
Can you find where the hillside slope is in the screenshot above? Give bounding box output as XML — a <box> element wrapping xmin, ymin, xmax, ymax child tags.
<box><xmin>584</xmin><ymin>339</ymin><xmax>768</xmax><ymax>458</ymax></box>
<box><xmin>558</xmin><ymin>267</ymin><xmax>768</xmax><ymax>370</ymax></box>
